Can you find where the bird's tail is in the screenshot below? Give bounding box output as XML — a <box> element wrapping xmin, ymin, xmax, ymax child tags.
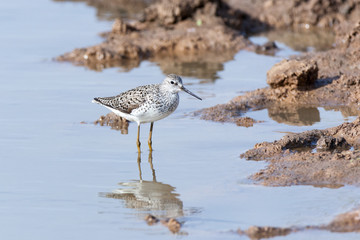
<box><xmin>92</xmin><ymin>98</ymin><xmax>101</xmax><ymax>104</ymax></box>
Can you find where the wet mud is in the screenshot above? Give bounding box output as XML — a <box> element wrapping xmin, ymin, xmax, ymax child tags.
<box><xmin>238</xmin><ymin>206</ymin><xmax>360</xmax><ymax>239</ymax></box>
<box><xmin>57</xmin><ymin>0</ymin><xmax>360</xmax><ymax>81</ymax></box>
<box><xmin>198</xmin><ymin>20</ymin><xmax>360</xmax><ymax>125</ymax></box>
<box><xmin>241</xmin><ymin>118</ymin><xmax>360</xmax><ymax>187</ymax></box>
<box><xmin>94</xmin><ymin>112</ymin><xmax>129</xmax><ymax>134</ymax></box>
<box><xmin>57</xmin><ymin>0</ymin><xmax>256</xmax><ymax>76</ymax></box>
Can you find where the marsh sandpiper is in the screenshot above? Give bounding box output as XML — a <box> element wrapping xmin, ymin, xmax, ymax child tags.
<box><xmin>93</xmin><ymin>74</ymin><xmax>202</xmax><ymax>152</ymax></box>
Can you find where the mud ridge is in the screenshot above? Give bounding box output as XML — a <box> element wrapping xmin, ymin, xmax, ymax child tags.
<box><xmin>241</xmin><ymin>117</ymin><xmax>360</xmax><ymax>187</ymax></box>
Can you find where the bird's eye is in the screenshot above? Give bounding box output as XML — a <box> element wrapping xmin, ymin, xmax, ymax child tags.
<box><xmin>170</xmin><ymin>81</ymin><xmax>174</xmax><ymax>84</ymax></box>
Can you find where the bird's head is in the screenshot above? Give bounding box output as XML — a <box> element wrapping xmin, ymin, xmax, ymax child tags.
<box><xmin>163</xmin><ymin>74</ymin><xmax>202</xmax><ymax>100</ymax></box>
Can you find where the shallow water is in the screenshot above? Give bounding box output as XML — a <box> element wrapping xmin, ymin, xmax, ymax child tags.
<box><xmin>0</xmin><ymin>0</ymin><xmax>359</xmax><ymax>239</ymax></box>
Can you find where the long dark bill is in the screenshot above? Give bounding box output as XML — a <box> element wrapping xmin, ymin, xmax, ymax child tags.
<box><xmin>181</xmin><ymin>86</ymin><xmax>202</xmax><ymax>100</ymax></box>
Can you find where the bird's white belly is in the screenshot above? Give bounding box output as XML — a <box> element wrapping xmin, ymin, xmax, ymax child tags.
<box><xmin>132</xmin><ymin>93</ymin><xmax>179</xmax><ymax>124</ymax></box>
<box><xmin>133</xmin><ymin>105</ymin><xmax>176</xmax><ymax>123</ymax></box>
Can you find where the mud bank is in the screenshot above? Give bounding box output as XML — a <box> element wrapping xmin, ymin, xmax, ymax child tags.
<box><xmin>57</xmin><ymin>0</ymin><xmax>359</xmax><ymax>80</ymax></box>
<box><xmin>238</xmin><ymin>207</ymin><xmax>360</xmax><ymax>239</ymax></box>
<box><xmin>57</xmin><ymin>0</ymin><xmax>255</xmax><ymax>73</ymax></box>
<box><xmin>234</xmin><ymin>0</ymin><xmax>360</xmax><ymax>29</ymax></box>
<box><xmin>198</xmin><ymin>19</ymin><xmax>360</xmax><ymax>125</ymax></box>
<box><xmin>241</xmin><ymin>118</ymin><xmax>360</xmax><ymax>187</ymax></box>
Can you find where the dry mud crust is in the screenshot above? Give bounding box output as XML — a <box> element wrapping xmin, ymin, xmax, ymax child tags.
<box><xmin>57</xmin><ymin>0</ymin><xmax>253</xmax><ymax>70</ymax></box>
<box><xmin>238</xmin><ymin>207</ymin><xmax>360</xmax><ymax>239</ymax></box>
<box><xmin>241</xmin><ymin>118</ymin><xmax>360</xmax><ymax>187</ymax></box>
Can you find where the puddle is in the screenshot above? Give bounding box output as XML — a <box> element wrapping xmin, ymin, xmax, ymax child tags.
<box><xmin>0</xmin><ymin>0</ymin><xmax>359</xmax><ymax>239</ymax></box>
<box><xmin>258</xmin><ymin>28</ymin><xmax>335</xmax><ymax>52</ymax></box>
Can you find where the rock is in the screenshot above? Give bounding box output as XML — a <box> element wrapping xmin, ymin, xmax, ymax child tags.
<box><xmin>112</xmin><ymin>18</ymin><xmax>137</xmax><ymax>34</ymax></box>
<box><xmin>316</xmin><ymin>136</ymin><xmax>351</xmax><ymax>151</ymax></box>
<box><xmin>266</xmin><ymin>59</ymin><xmax>318</xmax><ymax>89</ymax></box>
<box><xmin>255</xmin><ymin>41</ymin><xmax>278</xmax><ymax>55</ymax></box>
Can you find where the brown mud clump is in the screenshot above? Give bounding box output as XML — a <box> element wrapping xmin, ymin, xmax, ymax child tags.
<box><xmin>241</xmin><ymin>118</ymin><xmax>360</xmax><ymax>187</ymax></box>
<box><xmin>238</xmin><ymin>226</ymin><xmax>293</xmax><ymax>239</ymax></box>
<box><xmin>57</xmin><ymin>0</ymin><xmax>254</xmax><ymax>72</ymax></box>
<box><xmin>144</xmin><ymin>214</ymin><xmax>183</xmax><ymax>234</ymax></box>
<box><xmin>94</xmin><ymin>112</ymin><xmax>129</xmax><ymax>134</ymax></box>
<box><xmin>196</xmin><ymin>102</ymin><xmax>261</xmax><ymax>127</ymax></box>
<box><xmin>325</xmin><ymin>208</ymin><xmax>360</xmax><ymax>233</ymax></box>
<box><xmin>238</xmin><ymin>207</ymin><xmax>360</xmax><ymax>239</ymax></box>
<box><xmin>266</xmin><ymin>59</ymin><xmax>318</xmax><ymax>89</ymax></box>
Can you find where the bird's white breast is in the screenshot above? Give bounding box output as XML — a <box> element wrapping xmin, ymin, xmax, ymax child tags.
<box><xmin>131</xmin><ymin>92</ymin><xmax>179</xmax><ymax>124</ymax></box>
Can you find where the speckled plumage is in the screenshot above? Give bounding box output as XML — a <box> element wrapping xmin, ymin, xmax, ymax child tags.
<box><xmin>92</xmin><ymin>74</ymin><xmax>202</xmax><ymax>151</ymax></box>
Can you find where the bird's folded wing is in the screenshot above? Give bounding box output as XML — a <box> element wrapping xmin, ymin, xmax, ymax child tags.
<box><xmin>94</xmin><ymin>88</ymin><xmax>149</xmax><ymax>114</ymax></box>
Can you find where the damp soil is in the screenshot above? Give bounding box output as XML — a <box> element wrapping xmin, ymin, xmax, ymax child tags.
<box><xmin>198</xmin><ymin>20</ymin><xmax>360</xmax><ymax>126</ymax></box>
<box><xmin>241</xmin><ymin>118</ymin><xmax>360</xmax><ymax>187</ymax></box>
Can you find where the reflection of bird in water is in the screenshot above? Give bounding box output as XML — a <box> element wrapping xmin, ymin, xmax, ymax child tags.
<box><xmin>102</xmin><ymin>151</ymin><xmax>184</xmax><ymax>218</ymax></box>
<box><xmin>92</xmin><ymin>74</ymin><xmax>202</xmax><ymax>152</ymax></box>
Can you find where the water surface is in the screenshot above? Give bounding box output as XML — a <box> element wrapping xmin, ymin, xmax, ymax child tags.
<box><xmin>0</xmin><ymin>1</ymin><xmax>359</xmax><ymax>239</ymax></box>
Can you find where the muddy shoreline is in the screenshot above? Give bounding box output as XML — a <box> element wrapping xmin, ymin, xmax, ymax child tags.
<box><xmin>60</xmin><ymin>0</ymin><xmax>360</xmax><ymax>237</ymax></box>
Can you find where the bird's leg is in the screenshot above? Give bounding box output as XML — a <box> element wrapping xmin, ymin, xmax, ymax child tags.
<box><xmin>148</xmin><ymin>150</ymin><xmax>156</xmax><ymax>182</ymax></box>
<box><xmin>137</xmin><ymin>124</ymin><xmax>141</xmax><ymax>153</ymax></box>
<box><xmin>148</xmin><ymin>122</ymin><xmax>154</xmax><ymax>151</ymax></box>
<box><xmin>137</xmin><ymin>151</ymin><xmax>142</xmax><ymax>181</ymax></box>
